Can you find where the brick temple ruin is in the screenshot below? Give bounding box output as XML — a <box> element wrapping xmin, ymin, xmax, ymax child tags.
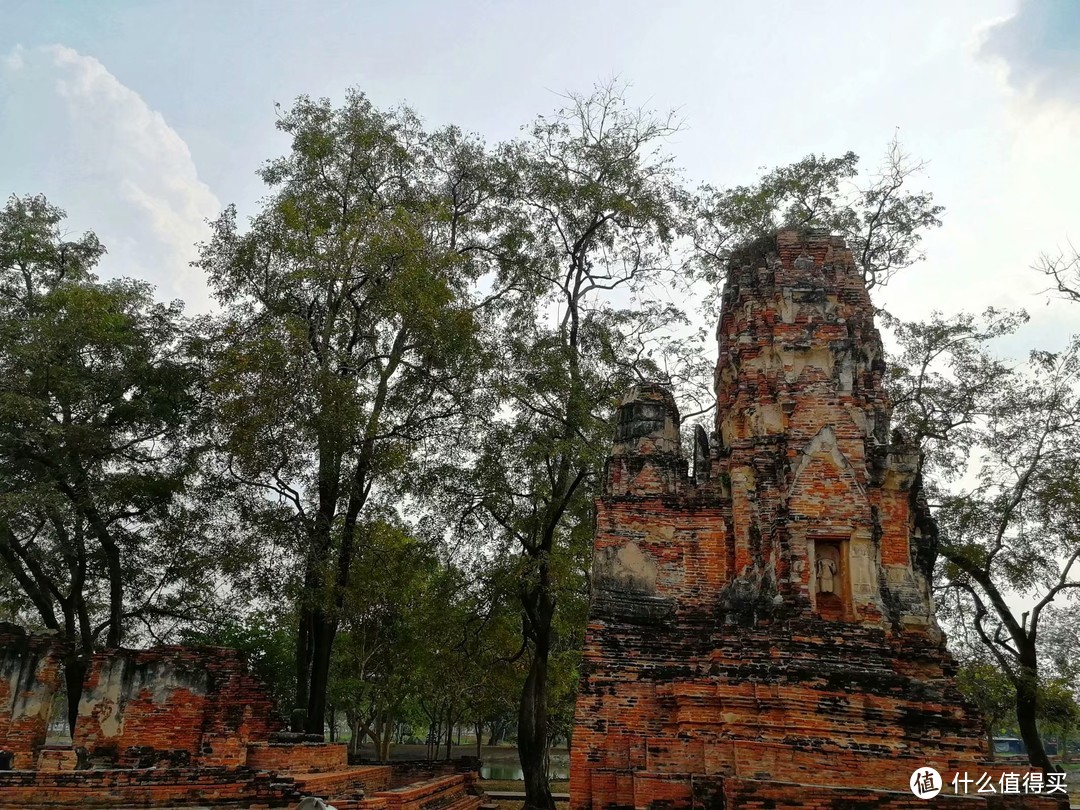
<box><xmin>0</xmin><ymin>623</ymin><xmax>484</xmax><ymax>809</ymax></box>
<box><xmin>569</xmin><ymin>230</ymin><xmax>1067</xmax><ymax>809</ymax></box>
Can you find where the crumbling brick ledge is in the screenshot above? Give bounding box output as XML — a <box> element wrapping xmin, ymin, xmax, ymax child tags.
<box><xmin>0</xmin><ymin>766</ymin><xmax>303</xmax><ymax>808</ymax></box>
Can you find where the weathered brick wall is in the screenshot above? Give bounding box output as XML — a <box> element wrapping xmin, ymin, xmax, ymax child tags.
<box><xmin>247</xmin><ymin>740</ymin><xmax>348</xmax><ymax>773</ymax></box>
<box><xmin>0</xmin><ymin>766</ymin><xmax>303</xmax><ymax>808</ymax></box>
<box><xmin>570</xmin><ymin>230</ymin><xmax>1011</xmax><ymax>810</ymax></box>
<box><xmin>35</xmin><ymin>745</ymin><xmax>77</xmax><ymax>771</ymax></box>
<box><xmin>0</xmin><ymin>624</ymin><xmax>68</xmax><ymax>769</ymax></box>
<box><xmin>0</xmin><ymin>635</ymin><xmax>418</xmax><ymax>808</ymax></box>
<box><xmin>72</xmin><ymin>645</ymin><xmax>283</xmax><ymax>767</ymax></box>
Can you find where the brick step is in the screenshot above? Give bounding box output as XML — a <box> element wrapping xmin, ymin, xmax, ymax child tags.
<box><xmin>484</xmin><ymin>792</ymin><xmax>570</xmax><ymax>800</ymax></box>
<box><xmin>292</xmin><ymin>765</ymin><xmax>392</xmax><ymax>800</ymax></box>
<box><xmin>371</xmin><ymin>773</ymin><xmax>468</xmax><ymax>810</ymax></box>
<box><xmin>591</xmin><ymin>755</ymin><xmax>1055</xmax><ymax>801</ymax></box>
<box><xmin>326</xmin><ymin>798</ymin><xmax>389</xmax><ymax>810</ymax></box>
<box><xmin>441</xmin><ymin>794</ymin><xmax>482</xmax><ymax>810</ymax></box>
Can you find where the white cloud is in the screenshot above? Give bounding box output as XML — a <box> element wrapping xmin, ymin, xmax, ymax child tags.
<box><xmin>2</xmin><ymin>45</ymin><xmax>24</xmax><ymax>72</ymax></box>
<box><xmin>0</xmin><ymin>44</ymin><xmax>219</xmax><ymax>312</ymax></box>
<box><xmin>978</xmin><ymin>0</ymin><xmax>1080</xmax><ymax>106</ymax></box>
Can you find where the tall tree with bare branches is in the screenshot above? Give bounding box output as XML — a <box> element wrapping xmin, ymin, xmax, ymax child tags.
<box><xmin>888</xmin><ymin>310</ymin><xmax>1080</xmax><ymax>772</ymax></box>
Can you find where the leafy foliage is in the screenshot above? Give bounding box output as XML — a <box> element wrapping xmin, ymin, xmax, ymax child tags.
<box><xmin>689</xmin><ymin>135</ymin><xmax>944</xmax><ymax>313</ymax></box>
<box><xmin>195</xmin><ymin>90</ymin><xmax>502</xmax><ymax>732</ymax></box>
<box><xmin>889</xmin><ymin>312</ymin><xmax>1080</xmax><ymax>771</ymax></box>
<box><xmin>0</xmin><ymin>193</ymin><xmax>209</xmax><ymax>652</ymax></box>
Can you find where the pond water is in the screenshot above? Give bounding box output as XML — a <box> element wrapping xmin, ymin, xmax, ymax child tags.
<box><xmin>480</xmin><ymin>749</ymin><xmax>569</xmax><ymax>781</ymax></box>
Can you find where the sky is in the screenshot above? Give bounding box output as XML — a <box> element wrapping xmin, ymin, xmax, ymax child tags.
<box><xmin>1</xmin><ymin>0</ymin><xmax>1079</xmax><ymax>355</ymax></box>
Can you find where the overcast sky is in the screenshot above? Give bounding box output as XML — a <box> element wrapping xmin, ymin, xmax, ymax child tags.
<box><xmin>2</xmin><ymin>0</ymin><xmax>1078</xmax><ymax>355</ymax></box>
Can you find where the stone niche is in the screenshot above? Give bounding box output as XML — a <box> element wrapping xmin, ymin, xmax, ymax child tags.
<box><xmin>809</xmin><ymin>537</ymin><xmax>846</xmax><ymax>619</ymax></box>
<box><xmin>568</xmin><ymin>230</ymin><xmax>1066</xmax><ymax>810</ymax></box>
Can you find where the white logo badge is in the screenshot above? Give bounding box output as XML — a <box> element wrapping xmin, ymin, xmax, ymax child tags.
<box><xmin>910</xmin><ymin>767</ymin><xmax>942</xmax><ymax>798</ymax></box>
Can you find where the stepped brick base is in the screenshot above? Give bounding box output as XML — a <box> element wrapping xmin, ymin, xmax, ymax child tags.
<box><xmin>0</xmin><ymin>766</ymin><xmax>303</xmax><ymax>808</ymax></box>
<box><xmin>0</xmin><ymin>764</ymin><xmax>483</xmax><ymax>809</ymax></box>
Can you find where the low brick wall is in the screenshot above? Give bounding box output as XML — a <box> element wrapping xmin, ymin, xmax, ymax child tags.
<box><xmin>363</xmin><ymin>757</ymin><xmax>480</xmax><ymax>788</ymax></box>
<box><xmin>248</xmin><ymin>741</ymin><xmax>348</xmax><ymax>773</ymax></box>
<box><xmin>0</xmin><ymin>766</ymin><xmax>302</xmax><ymax>808</ymax></box>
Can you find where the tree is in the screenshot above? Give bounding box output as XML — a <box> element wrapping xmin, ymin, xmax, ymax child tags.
<box><xmin>689</xmin><ymin>135</ymin><xmax>944</xmax><ymax>313</ymax></box>
<box><xmin>329</xmin><ymin>520</ymin><xmax>451</xmax><ymax>760</ymax></box>
<box><xmin>1039</xmin><ymin>677</ymin><xmax>1080</xmax><ymax>763</ymax></box>
<box><xmin>0</xmin><ymin>193</ymin><xmax>207</xmax><ymax>728</ymax></box>
<box><xmin>440</xmin><ymin>81</ymin><xmax>686</xmax><ymax>810</ymax></box>
<box><xmin>1035</xmin><ymin>242</ymin><xmax>1080</xmax><ymax>303</ymax></box>
<box><xmin>884</xmin><ymin>308</ymin><xmax>1029</xmax><ymax>481</ymax></box>
<box><xmin>195</xmin><ymin>90</ymin><xmax>499</xmax><ymax>734</ymax></box>
<box><xmin>956</xmin><ymin>659</ymin><xmax>1015</xmax><ymax>759</ymax></box>
<box><xmin>888</xmin><ymin>311</ymin><xmax>1080</xmax><ymax>772</ymax></box>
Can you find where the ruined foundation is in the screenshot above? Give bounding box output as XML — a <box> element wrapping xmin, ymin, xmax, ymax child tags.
<box><xmin>0</xmin><ymin>623</ymin><xmax>485</xmax><ymax>809</ymax></box>
<box><xmin>569</xmin><ymin>230</ymin><xmax>1066</xmax><ymax>809</ymax></box>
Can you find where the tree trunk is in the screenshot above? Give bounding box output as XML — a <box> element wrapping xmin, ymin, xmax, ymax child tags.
<box><xmin>305</xmin><ymin>612</ymin><xmax>336</xmax><ymax>736</ymax></box>
<box><xmin>519</xmin><ymin>649</ymin><xmax>555</xmax><ymax>810</ymax></box>
<box><xmin>294</xmin><ymin>591</ymin><xmax>314</xmax><ymax>732</ymax></box>
<box><xmin>519</xmin><ymin>588</ymin><xmax>556</xmax><ymax>810</ymax></box>
<box><xmin>475</xmin><ymin>721</ymin><xmax>483</xmax><ymax>759</ymax></box>
<box><xmin>445</xmin><ymin>705</ymin><xmax>454</xmax><ymax>761</ymax></box>
<box><xmin>379</xmin><ymin>713</ymin><xmax>393</xmax><ymax>760</ymax></box>
<box><xmin>986</xmin><ymin>726</ymin><xmax>996</xmax><ymax>762</ymax></box>
<box><xmin>1015</xmin><ymin>660</ymin><xmax>1055</xmax><ymax>772</ymax></box>
<box><xmin>347</xmin><ymin>713</ymin><xmax>362</xmax><ymax>756</ymax></box>
<box><xmin>63</xmin><ymin>654</ymin><xmax>87</xmax><ymax>737</ymax></box>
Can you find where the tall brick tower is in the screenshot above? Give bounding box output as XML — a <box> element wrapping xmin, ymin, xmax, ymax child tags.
<box><xmin>569</xmin><ymin>231</ymin><xmax>1054</xmax><ymax>808</ymax></box>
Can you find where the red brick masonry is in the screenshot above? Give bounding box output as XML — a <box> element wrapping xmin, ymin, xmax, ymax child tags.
<box><xmin>0</xmin><ymin>633</ymin><xmax>487</xmax><ymax>808</ymax></box>
<box><xmin>569</xmin><ymin>231</ymin><xmax>1067</xmax><ymax>810</ymax></box>
<box><xmin>0</xmin><ymin>625</ymin><xmax>68</xmax><ymax>770</ymax></box>
<box><xmin>74</xmin><ymin>645</ymin><xmax>283</xmax><ymax>768</ymax></box>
